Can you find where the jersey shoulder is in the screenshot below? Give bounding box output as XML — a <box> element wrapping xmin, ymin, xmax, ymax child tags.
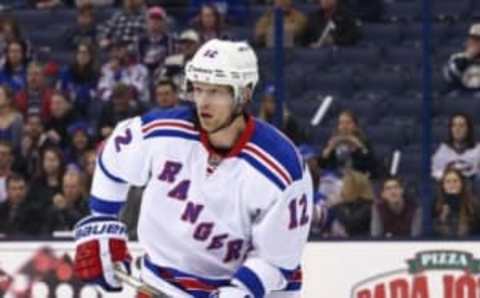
<box><xmin>239</xmin><ymin>118</ymin><xmax>304</xmax><ymax>191</ymax></box>
<box><xmin>140</xmin><ymin>105</ymin><xmax>200</xmax><ymax>141</ymax></box>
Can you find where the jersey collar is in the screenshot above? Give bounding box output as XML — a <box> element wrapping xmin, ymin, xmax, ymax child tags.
<box><xmin>200</xmin><ymin>114</ymin><xmax>255</xmax><ymax>158</ymax></box>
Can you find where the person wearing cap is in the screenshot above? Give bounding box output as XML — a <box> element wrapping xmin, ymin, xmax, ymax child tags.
<box><xmin>137</xmin><ymin>6</ymin><xmax>175</xmax><ymax>73</ymax></box>
<box><xmin>257</xmin><ymin>83</ymin><xmax>306</xmax><ymax>144</ymax></box>
<box><xmin>154</xmin><ymin>29</ymin><xmax>201</xmax><ymax>99</ymax></box>
<box><xmin>444</xmin><ymin>23</ymin><xmax>480</xmax><ymax>91</ymax></box>
<box><xmin>97</xmin><ymin>0</ymin><xmax>147</xmax><ymax>49</ymax></box>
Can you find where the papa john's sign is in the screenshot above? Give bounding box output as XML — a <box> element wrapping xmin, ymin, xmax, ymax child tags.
<box><xmin>302</xmin><ymin>242</ymin><xmax>480</xmax><ymax>298</ymax></box>
<box><xmin>353</xmin><ymin>250</ymin><xmax>480</xmax><ymax>298</ymax></box>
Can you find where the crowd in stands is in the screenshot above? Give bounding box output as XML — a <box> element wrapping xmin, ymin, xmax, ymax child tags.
<box><xmin>0</xmin><ymin>0</ymin><xmax>477</xmax><ymax>241</ymax></box>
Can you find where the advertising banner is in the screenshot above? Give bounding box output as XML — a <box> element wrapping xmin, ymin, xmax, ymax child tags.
<box><xmin>0</xmin><ymin>241</ymin><xmax>479</xmax><ymax>297</ymax></box>
<box><xmin>302</xmin><ymin>241</ymin><xmax>480</xmax><ymax>298</ymax></box>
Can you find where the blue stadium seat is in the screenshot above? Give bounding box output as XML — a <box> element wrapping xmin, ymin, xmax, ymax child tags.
<box><xmin>330</xmin><ymin>47</ymin><xmax>379</xmax><ymax>67</ymax></box>
<box><xmin>385</xmin><ymin>47</ymin><xmax>421</xmax><ymax>68</ymax></box>
<box><xmin>432</xmin><ymin>0</ymin><xmax>469</xmax><ymax>19</ymax></box>
<box><xmin>361</xmin><ymin>23</ymin><xmax>401</xmax><ymax>47</ymax></box>
<box><xmin>383</xmin><ymin>1</ymin><xmax>421</xmax><ymax>21</ymax></box>
<box><xmin>291</xmin><ymin>48</ymin><xmax>332</xmax><ymax>71</ymax></box>
<box><xmin>356</xmin><ymin>72</ymin><xmax>406</xmax><ymax>95</ymax></box>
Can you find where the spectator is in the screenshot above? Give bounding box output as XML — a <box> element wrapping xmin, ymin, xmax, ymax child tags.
<box><xmin>137</xmin><ymin>6</ymin><xmax>175</xmax><ymax>74</ymax></box>
<box><xmin>79</xmin><ymin>149</ymin><xmax>95</xmax><ymax>189</ymax></box>
<box><xmin>97</xmin><ymin>39</ymin><xmax>149</xmax><ymax>102</ymax></box>
<box><xmin>74</xmin><ymin>0</ymin><xmax>114</xmax><ymax>7</ymax></box>
<box><xmin>155</xmin><ymin>29</ymin><xmax>200</xmax><ymax>96</ymax></box>
<box><xmin>65</xmin><ymin>121</ymin><xmax>93</xmax><ymax>166</ymax></box>
<box><xmin>299</xmin><ymin>144</ymin><xmax>332</xmax><ymax>236</ymax></box>
<box><xmin>62</xmin><ymin>3</ymin><xmax>98</xmax><ymax>50</ymax></box>
<box><xmin>189</xmin><ymin>0</ymin><xmax>249</xmax><ymax>25</ymax></box>
<box><xmin>15</xmin><ymin>113</ymin><xmax>49</xmax><ymax>178</ymax></box>
<box><xmin>151</xmin><ymin>79</ymin><xmax>179</xmax><ymax>110</ymax></box>
<box><xmin>254</xmin><ymin>0</ymin><xmax>307</xmax><ymax>48</ymax></box>
<box><xmin>320</xmin><ymin>110</ymin><xmax>378</xmax><ymax>178</ymax></box>
<box><xmin>0</xmin><ymin>85</ymin><xmax>23</xmax><ymax>150</ymax></box>
<box><xmin>98</xmin><ymin>83</ymin><xmax>144</xmax><ymax>139</ymax></box>
<box><xmin>45</xmin><ymin>169</ymin><xmax>88</xmax><ymax>233</ymax></box>
<box><xmin>433</xmin><ymin>169</ymin><xmax>480</xmax><ymax>237</ymax></box>
<box><xmin>0</xmin><ymin>40</ymin><xmax>29</xmax><ymax>93</ymax></box>
<box><xmin>0</xmin><ymin>141</ymin><xmax>14</xmax><ymax>203</ymax></box>
<box><xmin>29</xmin><ymin>0</ymin><xmax>63</xmax><ymax>9</ymax></box>
<box><xmin>57</xmin><ymin>42</ymin><xmax>99</xmax><ymax>117</ymax></box>
<box><xmin>0</xmin><ymin>174</ymin><xmax>40</xmax><ymax>236</ymax></box>
<box><xmin>330</xmin><ymin>168</ymin><xmax>373</xmax><ymax>237</ymax></box>
<box><xmin>45</xmin><ymin>91</ymin><xmax>80</xmax><ymax>149</ymax></box>
<box><xmin>29</xmin><ymin>145</ymin><xmax>65</xmax><ymax>210</ymax></box>
<box><xmin>444</xmin><ymin>24</ymin><xmax>480</xmax><ymax>92</ymax></box>
<box><xmin>15</xmin><ymin>61</ymin><xmax>55</xmax><ymax>121</ymax></box>
<box><xmin>97</xmin><ymin>0</ymin><xmax>147</xmax><ymax>50</ymax></box>
<box><xmin>0</xmin><ymin>17</ymin><xmax>33</xmax><ymax>67</ymax></box>
<box><xmin>303</xmin><ymin>0</ymin><xmax>362</xmax><ymax>48</ymax></box>
<box><xmin>371</xmin><ymin>177</ymin><xmax>421</xmax><ymax>238</ymax></box>
<box><xmin>257</xmin><ymin>84</ymin><xmax>305</xmax><ymax>144</ymax></box>
<box><xmin>432</xmin><ymin>113</ymin><xmax>480</xmax><ymax>181</ymax></box>
<box><xmin>192</xmin><ymin>4</ymin><xmax>231</xmax><ymax>43</ymax></box>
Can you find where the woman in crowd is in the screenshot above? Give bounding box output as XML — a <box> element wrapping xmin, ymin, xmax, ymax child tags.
<box><xmin>192</xmin><ymin>4</ymin><xmax>230</xmax><ymax>42</ymax></box>
<box><xmin>0</xmin><ymin>40</ymin><xmax>29</xmax><ymax>92</ymax></box>
<box><xmin>329</xmin><ymin>168</ymin><xmax>374</xmax><ymax>237</ymax></box>
<box><xmin>45</xmin><ymin>91</ymin><xmax>80</xmax><ymax>150</ymax></box>
<box><xmin>0</xmin><ymin>85</ymin><xmax>23</xmax><ymax>150</ymax></box>
<box><xmin>433</xmin><ymin>168</ymin><xmax>480</xmax><ymax>237</ymax></box>
<box><xmin>320</xmin><ymin>110</ymin><xmax>378</xmax><ymax>178</ymax></box>
<box><xmin>57</xmin><ymin>42</ymin><xmax>99</xmax><ymax>118</ymax></box>
<box><xmin>432</xmin><ymin>113</ymin><xmax>480</xmax><ymax>181</ymax></box>
<box><xmin>29</xmin><ymin>145</ymin><xmax>65</xmax><ymax>210</ymax></box>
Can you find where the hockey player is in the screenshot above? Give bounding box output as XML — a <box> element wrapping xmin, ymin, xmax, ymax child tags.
<box><xmin>73</xmin><ymin>39</ymin><xmax>313</xmax><ymax>298</ymax></box>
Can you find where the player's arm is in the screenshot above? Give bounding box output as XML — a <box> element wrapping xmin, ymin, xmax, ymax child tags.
<box><xmin>74</xmin><ymin>116</ymin><xmax>150</xmax><ymax>292</ymax></box>
<box><xmin>216</xmin><ymin>168</ymin><xmax>314</xmax><ymax>298</ymax></box>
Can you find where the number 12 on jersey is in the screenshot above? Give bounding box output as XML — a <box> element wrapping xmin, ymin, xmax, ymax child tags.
<box><xmin>288</xmin><ymin>194</ymin><xmax>309</xmax><ymax>229</ymax></box>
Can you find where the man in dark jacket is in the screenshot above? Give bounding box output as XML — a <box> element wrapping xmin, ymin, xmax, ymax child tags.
<box><xmin>0</xmin><ymin>173</ymin><xmax>41</xmax><ymax>236</ymax></box>
<box><xmin>303</xmin><ymin>0</ymin><xmax>362</xmax><ymax>47</ymax></box>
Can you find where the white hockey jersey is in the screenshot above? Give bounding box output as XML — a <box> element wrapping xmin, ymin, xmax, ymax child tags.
<box><xmin>90</xmin><ymin>106</ymin><xmax>313</xmax><ymax>298</ymax></box>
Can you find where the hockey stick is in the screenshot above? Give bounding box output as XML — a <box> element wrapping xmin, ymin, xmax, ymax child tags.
<box><xmin>113</xmin><ymin>265</ymin><xmax>171</xmax><ymax>298</ymax></box>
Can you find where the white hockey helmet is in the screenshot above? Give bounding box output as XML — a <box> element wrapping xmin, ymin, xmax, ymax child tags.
<box><xmin>185</xmin><ymin>39</ymin><xmax>259</xmax><ymax>105</ymax></box>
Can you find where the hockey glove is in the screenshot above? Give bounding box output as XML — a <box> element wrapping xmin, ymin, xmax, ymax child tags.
<box><xmin>74</xmin><ymin>215</ymin><xmax>131</xmax><ymax>291</ymax></box>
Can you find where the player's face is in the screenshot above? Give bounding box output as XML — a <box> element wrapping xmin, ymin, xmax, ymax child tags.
<box><xmin>443</xmin><ymin>171</ymin><xmax>462</xmax><ymax>195</ymax></box>
<box><xmin>192</xmin><ymin>82</ymin><xmax>235</xmax><ymax>133</ymax></box>
<box><xmin>451</xmin><ymin>116</ymin><xmax>468</xmax><ymax>143</ymax></box>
